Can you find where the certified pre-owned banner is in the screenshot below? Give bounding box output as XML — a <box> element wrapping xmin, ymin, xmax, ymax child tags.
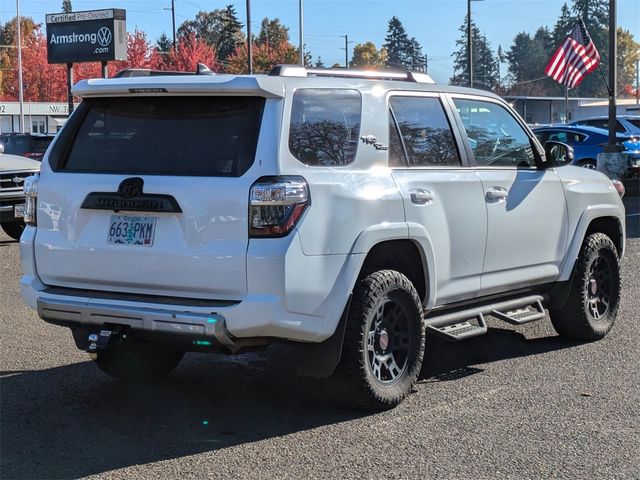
<box><xmin>46</xmin><ymin>9</ymin><xmax>126</xmax><ymax>64</ymax></box>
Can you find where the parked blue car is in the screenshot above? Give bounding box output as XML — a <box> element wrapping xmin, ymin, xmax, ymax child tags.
<box><xmin>532</xmin><ymin>125</ymin><xmax>640</xmax><ymax>170</ymax></box>
<box><xmin>570</xmin><ymin>115</ymin><xmax>640</xmax><ymax>136</ymax></box>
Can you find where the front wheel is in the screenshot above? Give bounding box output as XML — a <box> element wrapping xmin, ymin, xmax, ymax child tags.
<box><xmin>94</xmin><ymin>341</ymin><xmax>184</xmax><ymax>382</ymax></box>
<box><xmin>332</xmin><ymin>270</ymin><xmax>426</xmax><ymax>411</ymax></box>
<box><xmin>549</xmin><ymin>233</ymin><xmax>621</xmax><ymax>341</ymax></box>
<box><xmin>1</xmin><ymin>221</ymin><xmax>25</xmax><ymax>241</ymax></box>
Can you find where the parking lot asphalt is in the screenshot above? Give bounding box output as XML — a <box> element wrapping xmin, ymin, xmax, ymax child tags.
<box><xmin>1</xmin><ymin>198</ymin><xmax>639</xmax><ymax>480</ymax></box>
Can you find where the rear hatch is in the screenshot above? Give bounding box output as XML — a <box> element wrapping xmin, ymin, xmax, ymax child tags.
<box><xmin>34</xmin><ymin>94</ymin><xmax>268</xmax><ymax>300</ymax></box>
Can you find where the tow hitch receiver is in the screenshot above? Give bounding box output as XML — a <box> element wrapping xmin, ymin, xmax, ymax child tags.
<box><xmin>87</xmin><ymin>329</ymin><xmax>117</xmax><ymax>352</ymax></box>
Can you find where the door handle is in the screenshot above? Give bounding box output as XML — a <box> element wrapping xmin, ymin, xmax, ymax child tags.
<box><xmin>486</xmin><ymin>187</ymin><xmax>508</xmax><ymax>202</ymax></box>
<box><xmin>410</xmin><ymin>189</ymin><xmax>433</xmax><ymax>205</ymax></box>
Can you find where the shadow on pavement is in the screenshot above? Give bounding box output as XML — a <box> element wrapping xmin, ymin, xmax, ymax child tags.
<box><xmin>1</xmin><ymin>328</ymin><xmax>579</xmax><ymax>479</ymax></box>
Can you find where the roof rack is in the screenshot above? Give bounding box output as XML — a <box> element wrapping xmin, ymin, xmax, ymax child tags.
<box><xmin>268</xmin><ymin>64</ymin><xmax>435</xmax><ymax>84</ymax></box>
<box><xmin>115</xmin><ymin>63</ymin><xmax>215</xmax><ymax>78</ymax></box>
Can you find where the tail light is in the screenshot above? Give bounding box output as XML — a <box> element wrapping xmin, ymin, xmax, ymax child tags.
<box><xmin>249</xmin><ymin>176</ymin><xmax>309</xmax><ymax>238</ymax></box>
<box><xmin>23</xmin><ymin>174</ymin><xmax>39</xmax><ymax>225</ymax></box>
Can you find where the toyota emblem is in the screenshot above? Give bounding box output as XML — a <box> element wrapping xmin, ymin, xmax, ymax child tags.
<box><xmin>117</xmin><ymin>177</ymin><xmax>143</xmax><ymax>198</ymax></box>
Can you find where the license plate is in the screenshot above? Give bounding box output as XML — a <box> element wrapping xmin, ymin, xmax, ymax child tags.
<box><xmin>14</xmin><ymin>204</ymin><xmax>26</xmax><ymax>218</ymax></box>
<box><xmin>107</xmin><ymin>215</ymin><xmax>157</xmax><ymax>246</ymax></box>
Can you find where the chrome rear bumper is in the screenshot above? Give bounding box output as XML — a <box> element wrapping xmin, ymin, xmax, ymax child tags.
<box><xmin>37</xmin><ymin>297</ymin><xmax>235</xmax><ymax>347</ymax></box>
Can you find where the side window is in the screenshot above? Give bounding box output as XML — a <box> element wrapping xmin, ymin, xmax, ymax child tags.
<box><xmin>389</xmin><ymin>96</ymin><xmax>461</xmax><ymax>167</ymax></box>
<box><xmin>454</xmin><ymin>98</ymin><xmax>536</xmax><ymax>168</ymax></box>
<box><xmin>288</xmin><ymin>89</ymin><xmax>361</xmax><ymax>166</ymax></box>
<box><xmin>615</xmin><ymin>121</ymin><xmax>626</xmax><ymax>133</ymax></box>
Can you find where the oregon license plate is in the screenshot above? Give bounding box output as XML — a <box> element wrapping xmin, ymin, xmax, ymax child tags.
<box><xmin>107</xmin><ymin>215</ymin><xmax>157</xmax><ymax>246</ymax></box>
<box><xmin>14</xmin><ymin>204</ymin><xmax>26</xmax><ymax>218</ymax></box>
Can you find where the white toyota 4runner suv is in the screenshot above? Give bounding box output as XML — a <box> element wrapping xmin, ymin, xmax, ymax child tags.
<box><xmin>20</xmin><ymin>66</ymin><xmax>625</xmax><ymax>410</ymax></box>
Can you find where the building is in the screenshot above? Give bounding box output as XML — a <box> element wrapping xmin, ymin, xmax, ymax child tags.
<box><xmin>0</xmin><ymin>101</ymin><xmax>77</xmax><ymax>134</ymax></box>
<box><xmin>504</xmin><ymin>96</ymin><xmax>640</xmax><ymax>125</ymax></box>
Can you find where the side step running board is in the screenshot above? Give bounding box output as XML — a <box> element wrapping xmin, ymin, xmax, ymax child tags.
<box><xmin>491</xmin><ymin>299</ymin><xmax>546</xmax><ymax>325</ymax></box>
<box><xmin>425</xmin><ymin>294</ymin><xmax>547</xmax><ymax>342</ymax></box>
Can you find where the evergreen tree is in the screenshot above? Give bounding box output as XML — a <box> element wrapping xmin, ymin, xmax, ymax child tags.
<box><xmin>178</xmin><ymin>5</ymin><xmax>244</xmax><ymax>63</ymax></box>
<box><xmin>383</xmin><ymin>16</ymin><xmax>410</xmax><ymax>69</ymax></box>
<box><xmin>257</xmin><ymin>18</ymin><xmax>289</xmax><ymax>46</ymax></box>
<box><xmin>62</xmin><ymin>0</ymin><xmax>72</xmax><ymax>13</ymax></box>
<box><xmin>407</xmin><ymin>37</ymin><xmax>426</xmax><ymax>72</ymax></box>
<box><xmin>350</xmin><ymin>42</ymin><xmax>388</xmax><ymax>68</ymax></box>
<box><xmin>314</xmin><ymin>57</ymin><xmax>325</xmax><ymax>68</ymax></box>
<box><xmin>451</xmin><ymin>15</ymin><xmax>499</xmax><ymax>90</ymax></box>
<box><xmin>156</xmin><ymin>33</ymin><xmax>172</xmax><ymax>52</ymax></box>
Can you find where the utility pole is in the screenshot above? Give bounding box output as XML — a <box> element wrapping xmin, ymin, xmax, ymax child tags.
<box><xmin>467</xmin><ymin>0</ymin><xmax>472</xmax><ymax>87</ymax></box>
<box><xmin>604</xmin><ymin>0</ymin><xmax>619</xmax><ymax>152</ymax></box>
<box><xmin>636</xmin><ymin>58</ymin><xmax>639</xmax><ymax>105</ymax></box>
<box><xmin>16</xmin><ymin>0</ymin><xmax>25</xmax><ymax>133</ymax></box>
<box><xmin>341</xmin><ymin>35</ymin><xmax>353</xmax><ymax>68</ymax></box>
<box><xmin>171</xmin><ymin>0</ymin><xmax>176</xmax><ymax>48</ymax></box>
<box><xmin>246</xmin><ymin>0</ymin><xmax>252</xmax><ymax>73</ymax></box>
<box><xmin>299</xmin><ymin>0</ymin><xmax>304</xmax><ymax>66</ymax></box>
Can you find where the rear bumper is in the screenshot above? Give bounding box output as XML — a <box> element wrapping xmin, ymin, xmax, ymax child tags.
<box><xmin>37</xmin><ymin>296</ymin><xmax>235</xmax><ymax>347</ymax></box>
<box><xmin>20</xmin><ymin>227</ymin><xmax>363</xmax><ymax>344</ymax></box>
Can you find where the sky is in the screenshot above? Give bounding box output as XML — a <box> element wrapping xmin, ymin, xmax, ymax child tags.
<box><xmin>2</xmin><ymin>0</ymin><xmax>639</xmax><ymax>83</ymax></box>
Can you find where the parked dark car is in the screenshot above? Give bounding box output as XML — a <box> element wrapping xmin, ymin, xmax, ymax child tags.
<box><xmin>532</xmin><ymin>125</ymin><xmax>640</xmax><ymax>171</ymax></box>
<box><xmin>570</xmin><ymin>115</ymin><xmax>640</xmax><ymax>136</ymax></box>
<box><xmin>0</xmin><ymin>133</ymin><xmax>55</xmax><ymax>161</ymax></box>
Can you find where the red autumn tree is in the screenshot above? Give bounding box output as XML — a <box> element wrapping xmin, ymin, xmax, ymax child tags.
<box><xmin>225</xmin><ymin>40</ymin><xmax>299</xmax><ymax>74</ymax></box>
<box><xmin>153</xmin><ymin>33</ymin><xmax>219</xmax><ymax>72</ymax></box>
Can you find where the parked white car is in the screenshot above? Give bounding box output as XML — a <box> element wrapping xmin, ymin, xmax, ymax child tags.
<box><xmin>19</xmin><ymin>65</ymin><xmax>626</xmax><ymax>410</ymax></box>
<box><xmin>0</xmin><ymin>144</ymin><xmax>40</xmax><ymax>240</ymax></box>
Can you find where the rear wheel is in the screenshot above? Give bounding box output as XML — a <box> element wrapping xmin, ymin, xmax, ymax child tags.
<box><xmin>332</xmin><ymin>270</ymin><xmax>425</xmax><ymax>411</ymax></box>
<box><xmin>549</xmin><ymin>233</ymin><xmax>621</xmax><ymax>341</ymax></box>
<box><xmin>94</xmin><ymin>341</ymin><xmax>184</xmax><ymax>382</ymax></box>
<box><xmin>1</xmin><ymin>221</ymin><xmax>25</xmax><ymax>241</ymax></box>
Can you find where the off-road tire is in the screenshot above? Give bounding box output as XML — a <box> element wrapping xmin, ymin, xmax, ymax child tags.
<box><xmin>549</xmin><ymin>232</ymin><xmax>621</xmax><ymax>341</ymax></box>
<box><xmin>1</xmin><ymin>221</ymin><xmax>25</xmax><ymax>241</ymax></box>
<box><xmin>94</xmin><ymin>341</ymin><xmax>184</xmax><ymax>382</ymax></box>
<box><xmin>332</xmin><ymin>270</ymin><xmax>426</xmax><ymax>411</ymax></box>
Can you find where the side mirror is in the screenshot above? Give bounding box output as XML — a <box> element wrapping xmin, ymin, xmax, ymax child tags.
<box><xmin>544</xmin><ymin>140</ymin><xmax>574</xmax><ymax>167</ymax></box>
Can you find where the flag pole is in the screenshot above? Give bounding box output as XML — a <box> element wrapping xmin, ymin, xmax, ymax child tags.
<box><xmin>564</xmin><ymin>86</ymin><xmax>569</xmax><ymax>123</ymax></box>
<box><xmin>604</xmin><ymin>0</ymin><xmax>619</xmax><ymax>152</ymax></box>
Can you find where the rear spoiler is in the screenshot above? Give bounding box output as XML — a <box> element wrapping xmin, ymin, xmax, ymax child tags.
<box><xmin>71</xmin><ymin>73</ymin><xmax>285</xmax><ymax>99</ymax></box>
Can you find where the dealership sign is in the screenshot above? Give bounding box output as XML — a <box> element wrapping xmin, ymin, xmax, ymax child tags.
<box><xmin>46</xmin><ymin>9</ymin><xmax>126</xmax><ymax>64</ymax></box>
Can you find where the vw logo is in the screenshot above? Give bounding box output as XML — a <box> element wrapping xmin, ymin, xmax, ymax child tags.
<box><xmin>97</xmin><ymin>27</ymin><xmax>112</xmax><ymax>47</ymax></box>
<box><xmin>12</xmin><ymin>176</ymin><xmax>25</xmax><ymax>185</ymax></box>
<box><xmin>117</xmin><ymin>178</ymin><xmax>143</xmax><ymax>199</ymax></box>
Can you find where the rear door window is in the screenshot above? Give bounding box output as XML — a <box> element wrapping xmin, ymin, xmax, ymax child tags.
<box><xmin>51</xmin><ymin>96</ymin><xmax>265</xmax><ymax>176</ymax></box>
<box><xmin>389</xmin><ymin>96</ymin><xmax>461</xmax><ymax>167</ymax></box>
<box><xmin>288</xmin><ymin>89</ymin><xmax>361</xmax><ymax>166</ymax></box>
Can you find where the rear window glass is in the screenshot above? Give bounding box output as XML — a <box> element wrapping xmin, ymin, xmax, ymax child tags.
<box><xmin>51</xmin><ymin>96</ymin><xmax>265</xmax><ymax>176</ymax></box>
<box><xmin>288</xmin><ymin>89</ymin><xmax>361</xmax><ymax>166</ymax></box>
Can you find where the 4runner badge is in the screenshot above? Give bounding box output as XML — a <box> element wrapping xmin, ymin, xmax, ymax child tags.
<box><xmin>360</xmin><ymin>135</ymin><xmax>388</xmax><ymax>151</ymax></box>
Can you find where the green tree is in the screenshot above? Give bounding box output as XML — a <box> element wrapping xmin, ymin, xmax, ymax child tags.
<box><xmin>156</xmin><ymin>32</ymin><xmax>172</xmax><ymax>52</ymax></box>
<box><xmin>506</xmin><ymin>27</ymin><xmax>556</xmax><ymax>95</ymax></box>
<box><xmin>451</xmin><ymin>15</ymin><xmax>499</xmax><ymax>90</ymax></box>
<box><xmin>62</xmin><ymin>0</ymin><xmax>72</xmax><ymax>13</ymax></box>
<box><xmin>383</xmin><ymin>16</ymin><xmax>410</xmax><ymax>69</ymax></box>
<box><xmin>257</xmin><ymin>18</ymin><xmax>289</xmax><ymax>46</ymax></box>
<box><xmin>178</xmin><ymin>5</ymin><xmax>244</xmax><ymax>63</ymax></box>
<box><xmin>616</xmin><ymin>28</ymin><xmax>640</xmax><ymax>95</ymax></box>
<box><xmin>407</xmin><ymin>37</ymin><xmax>425</xmax><ymax>72</ymax></box>
<box><xmin>314</xmin><ymin>56</ymin><xmax>325</xmax><ymax>68</ymax></box>
<box><xmin>350</xmin><ymin>42</ymin><xmax>388</xmax><ymax>68</ymax></box>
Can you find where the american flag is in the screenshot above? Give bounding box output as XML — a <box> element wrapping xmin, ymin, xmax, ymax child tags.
<box><xmin>545</xmin><ymin>20</ymin><xmax>601</xmax><ymax>89</ymax></box>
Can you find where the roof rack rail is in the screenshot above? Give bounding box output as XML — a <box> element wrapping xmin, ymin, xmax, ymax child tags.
<box><xmin>268</xmin><ymin>64</ymin><xmax>435</xmax><ymax>84</ymax></box>
<box><xmin>115</xmin><ymin>63</ymin><xmax>215</xmax><ymax>78</ymax></box>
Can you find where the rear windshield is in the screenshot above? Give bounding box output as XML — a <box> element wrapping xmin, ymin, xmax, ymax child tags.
<box><xmin>50</xmin><ymin>96</ymin><xmax>265</xmax><ymax>176</ymax></box>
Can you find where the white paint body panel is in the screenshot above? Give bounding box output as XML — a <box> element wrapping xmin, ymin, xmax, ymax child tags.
<box><xmin>19</xmin><ymin>74</ymin><xmax>626</xmax><ymax>343</ymax></box>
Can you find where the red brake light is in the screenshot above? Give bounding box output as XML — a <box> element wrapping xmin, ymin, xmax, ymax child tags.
<box><xmin>249</xmin><ymin>176</ymin><xmax>309</xmax><ymax>238</ymax></box>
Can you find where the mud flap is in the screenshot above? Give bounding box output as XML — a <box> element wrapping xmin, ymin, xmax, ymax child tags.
<box><xmin>292</xmin><ymin>296</ymin><xmax>351</xmax><ymax>378</ymax></box>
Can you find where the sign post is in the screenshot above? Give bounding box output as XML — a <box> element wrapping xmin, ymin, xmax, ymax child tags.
<box><xmin>46</xmin><ymin>9</ymin><xmax>126</xmax><ymax>115</ymax></box>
